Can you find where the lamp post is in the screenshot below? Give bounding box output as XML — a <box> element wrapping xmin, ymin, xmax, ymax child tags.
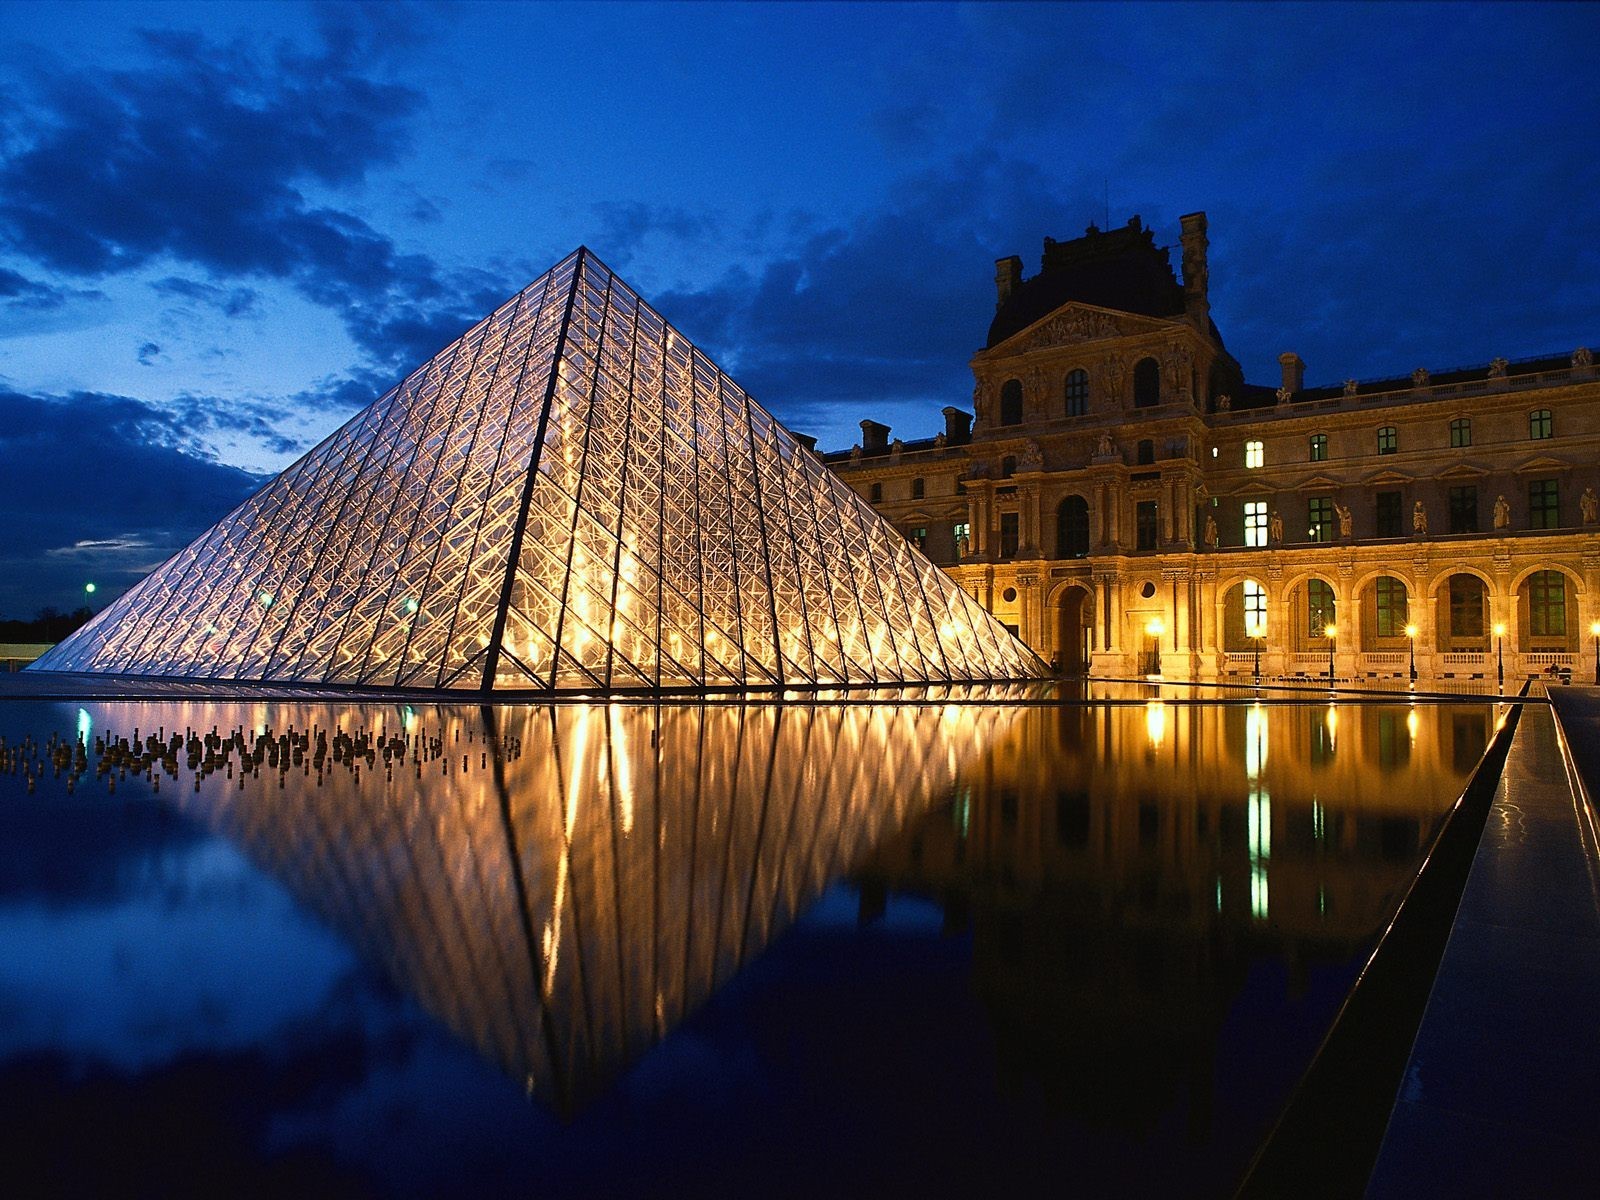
<box><xmin>1493</xmin><ymin>622</ymin><xmax>1506</xmax><ymax>690</ymax></box>
<box><xmin>1592</xmin><ymin>620</ymin><xmax>1600</xmax><ymax>686</ymax></box>
<box><xmin>1324</xmin><ymin>623</ymin><xmax>1337</xmax><ymax>687</ymax></box>
<box><xmin>1147</xmin><ymin>617</ymin><xmax>1165</xmax><ymax>677</ymax></box>
<box><xmin>1249</xmin><ymin>622</ymin><xmax>1264</xmax><ymax>684</ymax></box>
<box><xmin>1405</xmin><ymin>623</ymin><xmax>1418</xmax><ymax>684</ymax></box>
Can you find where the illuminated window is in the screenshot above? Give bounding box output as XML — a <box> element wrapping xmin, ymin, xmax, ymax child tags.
<box><xmin>1243</xmin><ymin>580</ymin><xmax>1267</xmax><ymax>633</ymax></box>
<box><xmin>909</xmin><ymin>526</ymin><xmax>928</xmax><ymax>550</ymax></box>
<box><xmin>1308</xmin><ymin>496</ymin><xmax>1333</xmax><ymax>542</ymax></box>
<box><xmin>1377</xmin><ymin>426</ymin><xmax>1397</xmax><ymax>454</ymax></box>
<box><xmin>1376</xmin><ymin>491</ymin><xmax>1402</xmax><ymax>537</ymax></box>
<box><xmin>1375</xmin><ymin>575</ymin><xmax>1407</xmax><ymax>637</ymax></box>
<box><xmin>1528</xmin><ymin>570</ymin><xmax>1567</xmax><ymax>636</ymax></box>
<box><xmin>1064</xmin><ymin>369</ymin><xmax>1088</xmax><ymax>416</ymax></box>
<box><xmin>1530</xmin><ymin>409</ymin><xmax>1553</xmax><ymax>439</ymax></box>
<box><xmin>1448</xmin><ymin>485</ymin><xmax>1478</xmax><ymax>534</ymax></box>
<box><xmin>999</xmin><ymin>512</ymin><xmax>1020</xmax><ymax>558</ymax></box>
<box><xmin>1245</xmin><ymin>440</ymin><xmax>1264</xmax><ymax>468</ymax></box>
<box><xmin>1307</xmin><ymin>579</ymin><xmax>1335</xmax><ymax>636</ymax></box>
<box><xmin>952</xmin><ymin>521</ymin><xmax>970</xmax><ymax>556</ymax></box>
<box><xmin>1309</xmin><ymin>434</ymin><xmax>1327</xmax><ymax>462</ymax></box>
<box><xmin>1449</xmin><ymin>575</ymin><xmax>1485</xmax><ymax>639</ymax></box>
<box><xmin>1529</xmin><ymin>478</ymin><xmax>1560</xmax><ymax>529</ymax></box>
<box><xmin>911</xmin><ymin>477</ymin><xmax>924</xmax><ymax>499</ymax></box>
<box><xmin>1450</xmin><ymin>417</ymin><xmax>1472</xmax><ymax>448</ymax></box>
<box><xmin>869</xmin><ymin>482</ymin><xmax>882</xmax><ymax>503</ymax></box>
<box><xmin>1244</xmin><ymin>500</ymin><xmax>1268</xmax><ymax>547</ymax></box>
<box><xmin>1135</xmin><ymin>501</ymin><xmax>1159</xmax><ymax>550</ymax></box>
<box><xmin>1000</xmin><ymin>379</ymin><xmax>1023</xmax><ymax>425</ymax></box>
<box><xmin>1133</xmin><ymin>357</ymin><xmax>1161</xmax><ymax>408</ymax></box>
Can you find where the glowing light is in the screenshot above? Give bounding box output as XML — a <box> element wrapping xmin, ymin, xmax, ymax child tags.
<box><xmin>1145</xmin><ymin>700</ymin><xmax>1167</xmax><ymax>748</ymax></box>
<box><xmin>1404</xmin><ymin>623</ymin><xmax>1418</xmax><ymax>639</ymax></box>
<box><xmin>1407</xmin><ymin>710</ymin><xmax>1420</xmax><ymax>740</ymax></box>
<box><xmin>84</xmin><ymin>582</ymin><xmax>96</xmax><ymax>595</ymax></box>
<box><xmin>1246</xmin><ymin>702</ymin><xmax>1268</xmax><ymax>779</ymax></box>
<box><xmin>1325</xmin><ymin>705</ymin><xmax>1338</xmax><ymax>748</ymax></box>
<box><xmin>76</xmin><ymin>707</ymin><xmax>92</xmax><ymax>745</ymax></box>
<box><xmin>1492</xmin><ymin>622</ymin><xmax>1506</xmax><ymax>637</ymax></box>
<box><xmin>1146</xmin><ymin>618</ymin><xmax>1165</xmax><ymax>637</ymax></box>
<box><xmin>403</xmin><ymin>598</ymin><xmax>419</xmax><ymax>615</ymax></box>
<box><xmin>258</xmin><ymin>591</ymin><xmax>274</xmax><ymax>608</ymax></box>
<box><xmin>1248</xmin><ymin>623</ymin><xmax>1265</xmax><ymax>640</ymax></box>
<box><xmin>1591</xmin><ymin>620</ymin><xmax>1600</xmax><ymax>637</ymax></box>
<box><xmin>1323</xmin><ymin>623</ymin><xmax>1337</xmax><ymax>639</ymax></box>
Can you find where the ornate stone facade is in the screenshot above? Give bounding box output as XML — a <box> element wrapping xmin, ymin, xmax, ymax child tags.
<box><xmin>826</xmin><ymin>211</ymin><xmax>1600</xmax><ymax>683</ymax></box>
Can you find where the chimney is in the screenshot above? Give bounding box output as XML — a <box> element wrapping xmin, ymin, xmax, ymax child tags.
<box><xmin>1278</xmin><ymin>352</ymin><xmax>1305</xmax><ymax>394</ymax></box>
<box><xmin>994</xmin><ymin>256</ymin><xmax>1022</xmax><ymax>309</ymax></box>
<box><xmin>1179</xmin><ymin>211</ymin><xmax>1209</xmax><ymax>325</ymax></box>
<box><xmin>860</xmin><ymin>419</ymin><xmax>891</xmax><ymax>454</ymax></box>
<box><xmin>941</xmin><ymin>406</ymin><xmax>972</xmax><ymax>445</ymax></box>
<box><xmin>793</xmin><ymin>433</ymin><xmax>818</xmax><ymax>453</ymax></box>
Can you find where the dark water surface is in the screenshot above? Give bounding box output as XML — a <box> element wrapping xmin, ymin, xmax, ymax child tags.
<box><xmin>0</xmin><ymin>697</ymin><xmax>1492</xmax><ymax>1198</ymax></box>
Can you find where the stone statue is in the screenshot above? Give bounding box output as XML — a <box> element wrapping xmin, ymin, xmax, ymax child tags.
<box><xmin>1411</xmin><ymin>367</ymin><xmax>1430</xmax><ymax>388</ymax></box>
<box><xmin>1343</xmin><ymin>379</ymin><xmax>1359</xmax><ymax>397</ymax></box>
<box><xmin>1413</xmin><ymin>500</ymin><xmax>1428</xmax><ymax>535</ymax></box>
<box><xmin>849</xmin><ymin>444</ymin><xmax>862</xmax><ymax>463</ymax></box>
<box><xmin>1582</xmin><ymin>486</ymin><xmax>1599</xmax><ymax>525</ymax></box>
<box><xmin>1493</xmin><ymin>494</ymin><xmax>1511</xmax><ymax>529</ymax></box>
<box><xmin>1334</xmin><ymin>502</ymin><xmax>1352</xmax><ymax>539</ymax></box>
<box><xmin>889</xmin><ymin>437</ymin><xmax>904</xmax><ymax>463</ymax></box>
<box><xmin>934</xmin><ymin>431</ymin><xmax>947</xmax><ymax>448</ymax></box>
<box><xmin>1574</xmin><ymin>347</ymin><xmax>1594</xmax><ymax>368</ymax></box>
<box><xmin>1214</xmin><ymin>392</ymin><xmax>1231</xmax><ymax>412</ymax></box>
<box><xmin>1275</xmin><ymin>386</ymin><xmax>1292</xmax><ymax>405</ymax></box>
<box><xmin>1488</xmin><ymin>357</ymin><xmax>1509</xmax><ymax>380</ymax></box>
<box><xmin>1203</xmin><ymin>512</ymin><xmax>1219</xmax><ymax>549</ymax></box>
<box><xmin>1018</xmin><ymin>440</ymin><xmax>1044</xmax><ymax>472</ymax></box>
<box><xmin>1095</xmin><ymin>431</ymin><xmax>1116</xmax><ymax>458</ymax></box>
<box><xmin>972</xmin><ymin>379</ymin><xmax>994</xmax><ymax>421</ymax></box>
<box><xmin>1269</xmin><ymin>510</ymin><xmax>1284</xmax><ymax>545</ymax></box>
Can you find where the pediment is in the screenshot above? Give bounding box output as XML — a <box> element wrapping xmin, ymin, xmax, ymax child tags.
<box><xmin>1437</xmin><ymin>461</ymin><xmax>1490</xmax><ymax>479</ymax></box>
<box><xmin>1514</xmin><ymin>454</ymin><xmax>1571</xmax><ymax>473</ymax></box>
<box><xmin>981</xmin><ymin>302</ymin><xmax>1182</xmax><ymax>358</ymax></box>
<box><xmin>1361</xmin><ymin>469</ymin><xmax>1413</xmax><ymax>486</ymax></box>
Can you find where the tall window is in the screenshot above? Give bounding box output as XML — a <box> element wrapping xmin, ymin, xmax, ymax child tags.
<box><xmin>909</xmin><ymin>526</ymin><xmax>928</xmax><ymax>550</ymax></box>
<box><xmin>1449</xmin><ymin>575</ymin><xmax>1485</xmax><ymax>639</ymax></box>
<box><xmin>911</xmin><ymin>477</ymin><xmax>925</xmax><ymax>499</ymax></box>
<box><xmin>1000</xmin><ymin>455</ymin><xmax>1017</xmax><ymax>479</ymax></box>
<box><xmin>1528</xmin><ymin>570</ymin><xmax>1567</xmax><ymax>636</ymax></box>
<box><xmin>1244</xmin><ymin>500</ymin><xmax>1268</xmax><ymax>547</ymax></box>
<box><xmin>1057</xmin><ymin>496</ymin><xmax>1090</xmax><ymax>559</ymax></box>
<box><xmin>1245</xmin><ymin>440</ymin><xmax>1264</xmax><ymax>469</ymax></box>
<box><xmin>1530</xmin><ymin>409</ymin><xmax>1553</xmax><ymax>439</ymax></box>
<box><xmin>999</xmin><ymin>512</ymin><xmax>1020</xmax><ymax>558</ymax></box>
<box><xmin>1375</xmin><ymin>575</ymin><xmax>1407</xmax><ymax>637</ymax></box>
<box><xmin>1243</xmin><ymin>580</ymin><xmax>1267</xmax><ymax>635</ymax></box>
<box><xmin>1136</xmin><ymin>439</ymin><xmax>1155</xmax><ymax>465</ymax></box>
<box><xmin>1376</xmin><ymin>491</ymin><xmax>1403</xmax><ymax>537</ymax></box>
<box><xmin>1309</xmin><ymin>434</ymin><xmax>1327</xmax><ymax>462</ymax></box>
<box><xmin>1133</xmin><ymin>357</ymin><xmax>1161</xmax><ymax>408</ymax></box>
<box><xmin>1000</xmin><ymin>379</ymin><xmax>1023</xmax><ymax>426</ymax></box>
<box><xmin>1308</xmin><ymin>496</ymin><xmax>1333</xmax><ymax>542</ymax></box>
<box><xmin>869</xmin><ymin>482</ymin><xmax>882</xmax><ymax>503</ymax></box>
<box><xmin>1377</xmin><ymin>426</ymin><xmax>1397</xmax><ymax>455</ymax></box>
<box><xmin>1448</xmin><ymin>485</ymin><xmax>1478</xmax><ymax>534</ymax></box>
<box><xmin>1136</xmin><ymin>500</ymin><xmax>1159</xmax><ymax>550</ymax></box>
<box><xmin>952</xmin><ymin>521</ymin><xmax>970</xmax><ymax>557</ymax></box>
<box><xmin>1529</xmin><ymin>478</ymin><xmax>1560</xmax><ymax>528</ymax></box>
<box><xmin>1449</xmin><ymin>418</ymin><xmax>1472</xmax><ymax>448</ymax></box>
<box><xmin>1064</xmin><ymin>369</ymin><xmax>1089</xmax><ymax>416</ymax></box>
<box><xmin>1307</xmin><ymin>579</ymin><xmax>1336</xmax><ymax>636</ymax></box>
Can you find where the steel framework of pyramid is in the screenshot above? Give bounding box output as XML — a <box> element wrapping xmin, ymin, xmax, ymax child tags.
<box><xmin>34</xmin><ymin>249</ymin><xmax>1043</xmax><ymax>692</ymax></box>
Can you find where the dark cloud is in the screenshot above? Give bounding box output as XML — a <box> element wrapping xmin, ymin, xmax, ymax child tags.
<box><xmin>0</xmin><ymin>14</ymin><xmax>519</xmax><ymax>376</ymax></box>
<box><xmin>591</xmin><ymin>202</ymin><xmax>721</xmax><ymax>268</ymax></box>
<box><xmin>135</xmin><ymin>341</ymin><xmax>163</xmax><ymax>366</ymax></box>
<box><xmin>150</xmin><ymin>276</ymin><xmax>261</xmax><ymax>318</ymax></box>
<box><xmin>0</xmin><ymin>265</ymin><xmax>104</xmax><ymax>311</ymax></box>
<box><xmin>0</xmin><ymin>389</ymin><xmax>264</xmax><ymax>616</ymax></box>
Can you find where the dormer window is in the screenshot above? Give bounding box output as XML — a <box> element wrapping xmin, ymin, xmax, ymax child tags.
<box><xmin>1133</xmin><ymin>358</ymin><xmax>1160</xmax><ymax>408</ymax></box>
<box><xmin>1000</xmin><ymin>379</ymin><xmax>1023</xmax><ymax>426</ymax></box>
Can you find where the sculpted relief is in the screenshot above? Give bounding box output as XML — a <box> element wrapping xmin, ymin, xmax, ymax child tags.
<box><xmin>1014</xmin><ymin>307</ymin><xmax>1144</xmax><ymax>353</ymax></box>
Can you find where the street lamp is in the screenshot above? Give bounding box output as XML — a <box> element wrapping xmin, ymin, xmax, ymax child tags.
<box><xmin>1324</xmin><ymin>623</ymin><xmax>1337</xmax><ymax>687</ymax></box>
<box><xmin>1591</xmin><ymin>620</ymin><xmax>1600</xmax><ymax>686</ymax></box>
<box><xmin>1249</xmin><ymin>622</ymin><xmax>1265</xmax><ymax>684</ymax></box>
<box><xmin>1493</xmin><ymin>622</ymin><xmax>1506</xmax><ymax>690</ymax></box>
<box><xmin>1147</xmin><ymin>617</ymin><xmax>1165</xmax><ymax>677</ymax></box>
<box><xmin>1404</xmin><ymin>623</ymin><xmax>1418</xmax><ymax>684</ymax></box>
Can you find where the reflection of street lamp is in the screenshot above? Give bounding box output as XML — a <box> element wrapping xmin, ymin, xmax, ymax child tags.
<box><xmin>1405</xmin><ymin>623</ymin><xmax>1418</xmax><ymax>684</ymax></box>
<box><xmin>1147</xmin><ymin>617</ymin><xmax>1165</xmax><ymax>677</ymax></box>
<box><xmin>1592</xmin><ymin>620</ymin><xmax>1600</xmax><ymax>685</ymax></box>
<box><xmin>1249</xmin><ymin>622</ymin><xmax>1265</xmax><ymax>684</ymax></box>
<box><xmin>1324</xmin><ymin>623</ymin><xmax>1337</xmax><ymax>686</ymax></box>
<box><xmin>1493</xmin><ymin>622</ymin><xmax>1506</xmax><ymax>690</ymax></box>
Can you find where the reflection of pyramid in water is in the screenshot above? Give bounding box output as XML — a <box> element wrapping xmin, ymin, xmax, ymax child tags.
<box><xmin>36</xmin><ymin>249</ymin><xmax>1041</xmax><ymax>691</ymax></box>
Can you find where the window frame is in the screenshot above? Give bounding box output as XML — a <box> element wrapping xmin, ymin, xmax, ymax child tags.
<box><xmin>1529</xmin><ymin>478</ymin><xmax>1560</xmax><ymax>529</ymax></box>
<box><xmin>1530</xmin><ymin>409</ymin><xmax>1553</xmax><ymax>440</ymax></box>
<box><xmin>1308</xmin><ymin>496</ymin><xmax>1333</xmax><ymax>542</ymax></box>
<box><xmin>1377</xmin><ymin>426</ymin><xmax>1398</xmax><ymax>455</ymax></box>
<box><xmin>1245</xmin><ymin>440</ymin><xmax>1264</xmax><ymax>469</ymax></box>
<box><xmin>1449</xmin><ymin>417</ymin><xmax>1472</xmax><ymax>448</ymax></box>
<box><xmin>1244</xmin><ymin>500</ymin><xmax>1268</xmax><ymax>548</ymax></box>
<box><xmin>1374</xmin><ymin>575</ymin><xmax>1406</xmax><ymax>638</ymax></box>
<box><xmin>1064</xmin><ymin>369</ymin><xmax>1089</xmax><ymax>417</ymax></box>
<box><xmin>1447</xmin><ymin>484</ymin><xmax>1478</xmax><ymax>534</ymax></box>
<box><xmin>999</xmin><ymin>511</ymin><xmax>1020</xmax><ymax>559</ymax></box>
<box><xmin>1135</xmin><ymin>500</ymin><xmax>1159</xmax><ymax>550</ymax></box>
<box><xmin>1309</xmin><ymin>433</ymin><xmax>1327</xmax><ymax>462</ymax></box>
<box><xmin>1528</xmin><ymin>570</ymin><xmax>1567</xmax><ymax>637</ymax></box>
<box><xmin>1375</xmin><ymin>491</ymin><xmax>1403</xmax><ymax>537</ymax></box>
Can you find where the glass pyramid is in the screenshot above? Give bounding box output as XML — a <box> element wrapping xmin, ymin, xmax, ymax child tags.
<box><xmin>33</xmin><ymin>249</ymin><xmax>1043</xmax><ymax>692</ymax></box>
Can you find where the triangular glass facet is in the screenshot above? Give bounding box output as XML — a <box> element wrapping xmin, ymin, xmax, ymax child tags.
<box><xmin>34</xmin><ymin>250</ymin><xmax>1043</xmax><ymax>691</ymax></box>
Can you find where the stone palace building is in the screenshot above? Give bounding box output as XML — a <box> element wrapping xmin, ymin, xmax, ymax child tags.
<box><xmin>824</xmin><ymin>212</ymin><xmax>1600</xmax><ymax>682</ymax></box>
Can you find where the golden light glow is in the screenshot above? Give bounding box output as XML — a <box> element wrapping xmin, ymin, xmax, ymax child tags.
<box><xmin>1404</xmin><ymin>623</ymin><xmax>1418</xmax><ymax>639</ymax></box>
<box><xmin>1493</xmin><ymin>622</ymin><xmax>1507</xmax><ymax>637</ymax></box>
<box><xmin>1407</xmin><ymin>710</ymin><xmax>1420</xmax><ymax>740</ymax></box>
<box><xmin>1146</xmin><ymin>617</ymin><xmax>1165</xmax><ymax>637</ymax></box>
<box><xmin>1323</xmin><ymin>623</ymin><xmax>1337</xmax><ymax>639</ymax></box>
<box><xmin>1591</xmin><ymin>620</ymin><xmax>1600</xmax><ymax>637</ymax></box>
<box><xmin>1248</xmin><ymin>623</ymin><xmax>1265</xmax><ymax>639</ymax></box>
<box><xmin>1144</xmin><ymin>700</ymin><xmax>1167</xmax><ymax>748</ymax></box>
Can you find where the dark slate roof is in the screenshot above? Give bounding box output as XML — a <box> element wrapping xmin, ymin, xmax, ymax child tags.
<box><xmin>987</xmin><ymin>217</ymin><xmax>1187</xmax><ymax>348</ymax></box>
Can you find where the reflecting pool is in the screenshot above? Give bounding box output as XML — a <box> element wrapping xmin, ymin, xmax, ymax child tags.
<box><xmin>0</xmin><ymin>698</ymin><xmax>1492</xmax><ymax>1196</ymax></box>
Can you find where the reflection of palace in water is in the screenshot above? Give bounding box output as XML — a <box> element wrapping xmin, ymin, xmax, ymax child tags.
<box><xmin>101</xmin><ymin>701</ymin><xmax>1004</xmax><ymax>1110</ymax></box>
<box><xmin>854</xmin><ymin>703</ymin><xmax>1492</xmax><ymax>1128</ymax></box>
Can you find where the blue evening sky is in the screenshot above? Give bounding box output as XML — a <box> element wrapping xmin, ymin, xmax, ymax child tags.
<box><xmin>0</xmin><ymin>1</ymin><xmax>1596</xmax><ymax>613</ymax></box>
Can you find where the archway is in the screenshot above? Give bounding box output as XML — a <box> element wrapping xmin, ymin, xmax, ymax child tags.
<box><xmin>1053</xmin><ymin>585</ymin><xmax>1095</xmax><ymax>675</ymax></box>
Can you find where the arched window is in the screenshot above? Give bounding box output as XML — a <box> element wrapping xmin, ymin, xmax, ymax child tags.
<box><xmin>999</xmin><ymin>379</ymin><xmax>1023</xmax><ymax>425</ymax></box>
<box><xmin>1057</xmin><ymin>496</ymin><xmax>1090</xmax><ymax>558</ymax></box>
<box><xmin>1064</xmin><ymin>369</ymin><xmax>1089</xmax><ymax>417</ymax></box>
<box><xmin>1133</xmin><ymin>357</ymin><xmax>1161</xmax><ymax>408</ymax></box>
<box><xmin>1307</xmin><ymin>579</ymin><xmax>1336</xmax><ymax>637</ymax></box>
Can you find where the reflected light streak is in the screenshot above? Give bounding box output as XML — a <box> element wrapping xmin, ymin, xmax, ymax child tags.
<box><xmin>1144</xmin><ymin>700</ymin><xmax>1167</xmax><ymax>748</ymax></box>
